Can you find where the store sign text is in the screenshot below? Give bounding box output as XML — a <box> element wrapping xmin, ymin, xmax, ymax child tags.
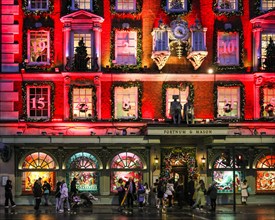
<box><xmin>163</xmin><ymin>129</ymin><xmax>213</xmax><ymax>135</ymax></box>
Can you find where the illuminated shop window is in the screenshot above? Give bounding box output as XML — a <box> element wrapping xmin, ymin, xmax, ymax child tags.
<box><xmin>67</xmin><ymin>152</ymin><xmax>99</xmax><ymax>193</ymax></box>
<box><xmin>27</xmin><ymin>85</ymin><xmax>51</xmax><ymax>119</ymax></box>
<box><xmin>217</xmin><ymin>32</ymin><xmax>239</xmax><ymax>66</ymax></box>
<box><xmin>28</xmin><ymin>30</ymin><xmax>50</xmax><ymax>65</ymax></box>
<box><xmin>72</xmin><ymin>87</ymin><xmax>94</xmax><ymax>119</ymax></box>
<box><xmin>256</xmin><ymin>154</ymin><xmax>275</xmax><ymax>192</ymax></box>
<box><xmin>73</xmin><ymin>33</ymin><xmax>92</xmax><ymax>69</ymax></box>
<box><xmin>261</xmin><ymin>34</ymin><xmax>275</xmax><ymax>70</ymax></box>
<box><xmin>216</xmin><ymin>0</ymin><xmax>238</xmax><ymax>11</ymax></box>
<box><xmin>28</xmin><ymin>0</ymin><xmax>49</xmax><ymax>10</ymax></box>
<box><xmin>115</xmin><ymin>30</ymin><xmax>137</xmax><ymax>65</ymax></box>
<box><xmin>212</xmin><ymin>154</ymin><xmax>243</xmax><ymax>193</ymax></box>
<box><xmin>114</xmin><ymin>86</ymin><xmax>138</xmax><ymax>120</ymax></box>
<box><xmin>262</xmin><ymin>87</ymin><xmax>275</xmax><ymax>118</ymax></box>
<box><xmin>21</xmin><ymin>152</ymin><xmax>56</xmax><ymax>193</ymax></box>
<box><xmin>116</xmin><ymin>0</ymin><xmax>136</xmax><ymax>12</ymax></box>
<box><xmin>165</xmin><ymin>87</ymin><xmax>190</xmax><ymax>119</ymax></box>
<box><xmin>71</xmin><ymin>0</ymin><xmax>93</xmax><ymax>10</ymax></box>
<box><xmin>110</xmin><ymin>152</ymin><xmax>143</xmax><ymax>193</ymax></box>
<box><xmin>217</xmin><ymin>86</ymin><xmax>240</xmax><ymax>119</ymax></box>
<box><xmin>261</xmin><ymin>0</ymin><xmax>275</xmax><ymax>11</ymax></box>
<box><xmin>166</xmin><ymin>0</ymin><xmax>187</xmax><ymax>12</ymax></box>
<box><xmin>153</xmin><ymin>30</ymin><xmax>169</xmax><ymax>51</ymax></box>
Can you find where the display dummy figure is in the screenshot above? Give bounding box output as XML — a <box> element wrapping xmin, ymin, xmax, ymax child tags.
<box><xmin>170</xmin><ymin>95</ymin><xmax>182</xmax><ymax>124</ymax></box>
<box><xmin>184</xmin><ymin>98</ymin><xmax>194</xmax><ymax>124</ymax></box>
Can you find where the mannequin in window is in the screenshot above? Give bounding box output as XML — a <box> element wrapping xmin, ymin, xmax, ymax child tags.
<box><xmin>170</xmin><ymin>95</ymin><xmax>182</xmax><ymax>124</ymax></box>
<box><xmin>184</xmin><ymin>98</ymin><xmax>194</xmax><ymax>124</ymax></box>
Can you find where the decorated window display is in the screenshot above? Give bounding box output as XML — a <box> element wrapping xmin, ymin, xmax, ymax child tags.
<box><xmin>67</xmin><ymin>152</ymin><xmax>100</xmax><ymax>193</ymax></box>
<box><xmin>256</xmin><ymin>154</ymin><xmax>275</xmax><ymax>193</ymax></box>
<box><xmin>72</xmin><ymin>87</ymin><xmax>95</xmax><ymax>119</ymax></box>
<box><xmin>261</xmin><ymin>0</ymin><xmax>275</xmax><ymax>11</ymax></box>
<box><xmin>217</xmin><ymin>86</ymin><xmax>240</xmax><ymax>118</ymax></box>
<box><xmin>27</xmin><ymin>85</ymin><xmax>51</xmax><ymax>119</ymax></box>
<box><xmin>21</xmin><ymin>152</ymin><xmax>56</xmax><ymax>193</ymax></box>
<box><xmin>217</xmin><ymin>32</ymin><xmax>239</xmax><ymax>66</ymax></box>
<box><xmin>114</xmin><ymin>86</ymin><xmax>138</xmax><ymax>120</ymax></box>
<box><xmin>73</xmin><ymin>34</ymin><xmax>92</xmax><ymax>70</ymax></box>
<box><xmin>28</xmin><ymin>30</ymin><xmax>50</xmax><ymax>65</ymax></box>
<box><xmin>71</xmin><ymin>0</ymin><xmax>93</xmax><ymax>10</ymax></box>
<box><xmin>116</xmin><ymin>0</ymin><xmax>136</xmax><ymax>12</ymax></box>
<box><xmin>166</xmin><ymin>0</ymin><xmax>187</xmax><ymax>12</ymax></box>
<box><xmin>262</xmin><ymin>87</ymin><xmax>275</xmax><ymax>117</ymax></box>
<box><xmin>216</xmin><ymin>0</ymin><xmax>238</xmax><ymax>11</ymax></box>
<box><xmin>110</xmin><ymin>152</ymin><xmax>143</xmax><ymax>193</ymax></box>
<box><xmin>260</xmin><ymin>34</ymin><xmax>275</xmax><ymax>70</ymax></box>
<box><xmin>115</xmin><ymin>30</ymin><xmax>137</xmax><ymax>65</ymax></box>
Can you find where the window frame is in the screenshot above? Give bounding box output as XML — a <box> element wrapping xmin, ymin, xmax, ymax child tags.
<box><xmin>166</xmin><ymin>0</ymin><xmax>187</xmax><ymax>13</ymax></box>
<box><xmin>70</xmin><ymin>0</ymin><xmax>93</xmax><ymax>11</ymax></box>
<box><xmin>152</xmin><ymin>29</ymin><xmax>170</xmax><ymax>52</ymax></box>
<box><xmin>27</xmin><ymin>0</ymin><xmax>49</xmax><ymax>11</ymax></box>
<box><xmin>115</xmin><ymin>0</ymin><xmax>136</xmax><ymax>12</ymax></box>
<box><xmin>216</xmin><ymin>0</ymin><xmax>238</xmax><ymax>12</ymax></box>
<box><xmin>261</xmin><ymin>0</ymin><xmax>275</xmax><ymax>12</ymax></box>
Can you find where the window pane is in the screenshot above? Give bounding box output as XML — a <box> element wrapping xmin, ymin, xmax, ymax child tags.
<box><xmin>217</xmin><ymin>32</ymin><xmax>239</xmax><ymax>66</ymax></box>
<box><xmin>74</xmin><ymin>34</ymin><xmax>92</xmax><ymax>69</ymax></box>
<box><xmin>74</xmin><ymin>0</ymin><xmax>91</xmax><ymax>10</ymax></box>
<box><xmin>116</xmin><ymin>0</ymin><xmax>135</xmax><ymax>11</ymax></box>
<box><xmin>261</xmin><ymin>0</ymin><xmax>275</xmax><ymax>11</ymax></box>
<box><xmin>30</xmin><ymin>0</ymin><xmax>48</xmax><ymax>10</ymax></box>
<box><xmin>217</xmin><ymin>0</ymin><xmax>237</xmax><ymax>11</ymax></box>
<box><xmin>261</xmin><ymin>34</ymin><xmax>275</xmax><ymax>70</ymax></box>
<box><xmin>167</xmin><ymin>0</ymin><xmax>186</xmax><ymax>12</ymax></box>
<box><xmin>263</xmin><ymin>88</ymin><xmax>275</xmax><ymax>117</ymax></box>
<box><xmin>30</xmin><ymin>31</ymin><xmax>49</xmax><ymax>64</ymax></box>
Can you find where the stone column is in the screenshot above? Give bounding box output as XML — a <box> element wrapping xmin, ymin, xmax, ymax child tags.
<box><xmin>63</xmin><ymin>24</ymin><xmax>71</xmax><ymax>71</ymax></box>
<box><xmin>93</xmin><ymin>23</ymin><xmax>102</xmax><ymax>71</ymax></box>
<box><xmin>252</xmin><ymin>24</ymin><xmax>262</xmax><ymax>72</ymax></box>
<box><xmin>64</xmin><ymin>75</ymin><xmax>71</xmax><ymax>120</ymax></box>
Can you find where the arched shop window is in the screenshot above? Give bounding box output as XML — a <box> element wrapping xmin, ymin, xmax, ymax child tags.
<box><xmin>66</xmin><ymin>152</ymin><xmax>100</xmax><ymax>193</ymax></box>
<box><xmin>20</xmin><ymin>152</ymin><xmax>57</xmax><ymax>193</ymax></box>
<box><xmin>255</xmin><ymin>153</ymin><xmax>275</xmax><ymax>193</ymax></box>
<box><xmin>110</xmin><ymin>152</ymin><xmax>144</xmax><ymax>193</ymax></box>
<box><xmin>211</xmin><ymin>152</ymin><xmax>244</xmax><ymax>194</ymax></box>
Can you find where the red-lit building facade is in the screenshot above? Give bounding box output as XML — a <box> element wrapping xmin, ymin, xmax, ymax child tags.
<box><xmin>0</xmin><ymin>0</ymin><xmax>275</xmax><ymax>205</ymax></box>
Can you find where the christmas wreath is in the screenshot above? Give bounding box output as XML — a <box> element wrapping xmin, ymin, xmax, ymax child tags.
<box><xmin>223</xmin><ymin>103</ymin><xmax>232</xmax><ymax>113</ymax></box>
<box><xmin>265</xmin><ymin>103</ymin><xmax>274</xmax><ymax>114</ymax></box>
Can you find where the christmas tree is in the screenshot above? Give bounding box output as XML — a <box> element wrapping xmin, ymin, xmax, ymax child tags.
<box><xmin>264</xmin><ymin>37</ymin><xmax>275</xmax><ymax>72</ymax></box>
<box><xmin>73</xmin><ymin>38</ymin><xmax>90</xmax><ymax>71</ymax></box>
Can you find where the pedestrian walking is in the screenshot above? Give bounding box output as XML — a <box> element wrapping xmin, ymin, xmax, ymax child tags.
<box><xmin>175</xmin><ymin>181</ymin><xmax>184</xmax><ymax>209</ymax></box>
<box><xmin>124</xmin><ymin>177</ymin><xmax>136</xmax><ymax>211</ymax></box>
<box><xmin>165</xmin><ymin>179</ymin><xmax>175</xmax><ymax>208</ymax></box>
<box><xmin>33</xmin><ymin>177</ymin><xmax>43</xmax><ymax>211</ymax></box>
<box><xmin>240</xmin><ymin>179</ymin><xmax>249</xmax><ymax>205</ymax></box>
<box><xmin>4</xmin><ymin>179</ymin><xmax>16</xmax><ymax>208</ymax></box>
<box><xmin>207</xmin><ymin>181</ymin><xmax>217</xmax><ymax>212</ymax></box>
<box><xmin>192</xmin><ymin>179</ymin><xmax>206</xmax><ymax>210</ymax></box>
<box><xmin>59</xmin><ymin>181</ymin><xmax>70</xmax><ymax>213</ymax></box>
<box><xmin>42</xmin><ymin>180</ymin><xmax>51</xmax><ymax>206</ymax></box>
<box><xmin>156</xmin><ymin>179</ymin><xmax>165</xmax><ymax>209</ymax></box>
<box><xmin>55</xmin><ymin>181</ymin><xmax>62</xmax><ymax>211</ymax></box>
<box><xmin>116</xmin><ymin>178</ymin><xmax>125</xmax><ymax>211</ymax></box>
<box><xmin>70</xmin><ymin>177</ymin><xmax>78</xmax><ymax>197</ymax></box>
<box><xmin>144</xmin><ymin>182</ymin><xmax>150</xmax><ymax>206</ymax></box>
<box><xmin>137</xmin><ymin>181</ymin><xmax>145</xmax><ymax>210</ymax></box>
<box><xmin>187</xmin><ymin>176</ymin><xmax>195</xmax><ymax>207</ymax></box>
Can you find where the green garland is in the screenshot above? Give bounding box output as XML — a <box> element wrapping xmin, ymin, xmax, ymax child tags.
<box><xmin>22</xmin><ymin>81</ymin><xmax>55</xmax><ymax>122</ymax></box>
<box><xmin>111</xmin><ymin>81</ymin><xmax>143</xmax><ymax>121</ymax></box>
<box><xmin>259</xmin><ymin>83</ymin><xmax>275</xmax><ymax>120</ymax></box>
<box><xmin>22</xmin><ymin>26</ymin><xmax>55</xmax><ymax>72</ymax></box>
<box><xmin>109</xmin><ymin>27</ymin><xmax>142</xmax><ymax>72</ymax></box>
<box><xmin>68</xmin><ymin>85</ymin><xmax>97</xmax><ymax>121</ymax></box>
<box><xmin>213</xmin><ymin>81</ymin><xmax>245</xmax><ymax>122</ymax></box>
<box><xmin>22</xmin><ymin>0</ymin><xmax>54</xmax><ymax>15</ymax></box>
<box><xmin>110</xmin><ymin>0</ymin><xmax>142</xmax><ymax>15</ymax></box>
<box><xmin>161</xmin><ymin>82</ymin><xmax>194</xmax><ymax>120</ymax></box>
<box><xmin>161</xmin><ymin>0</ymin><xmax>192</xmax><ymax>16</ymax></box>
<box><xmin>213</xmin><ymin>0</ymin><xmax>243</xmax><ymax>16</ymax></box>
<box><xmin>213</xmin><ymin>21</ymin><xmax>245</xmax><ymax>72</ymax></box>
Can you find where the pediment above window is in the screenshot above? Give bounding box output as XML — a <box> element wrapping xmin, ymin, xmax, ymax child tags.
<box><xmin>251</xmin><ymin>11</ymin><xmax>275</xmax><ymax>25</ymax></box>
<box><xmin>60</xmin><ymin>10</ymin><xmax>104</xmax><ymax>25</ymax></box>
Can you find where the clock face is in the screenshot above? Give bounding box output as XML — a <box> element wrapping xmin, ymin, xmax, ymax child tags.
<box><xmin>173</xmin><ymin>25</ymin><xmax>189</xmax><ymax>40</ymax></box>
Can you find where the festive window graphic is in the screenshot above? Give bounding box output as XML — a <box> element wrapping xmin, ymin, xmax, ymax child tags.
<box><xmin>256</xmin><ymin>154</ymin><xmax>275</xmax><ymax>192</ymax></box>
<box><xmin>71</xmin><ymin>0</ymin><xmax>92</xmax><ymax>10</ymax></box>
<box><xmin>72</xmin><ymin>87</ymin><xmax>94</xmax><ymax>119</ymax></box>
<box><xmin>28</xmin><ymin>0</ymin><xmax>49</xmax><ymax>10</ymax></box>
<box><xmin>114</xmin><ymin>86</ymin><xmax>138</xmax><ymax>119</ymax></box>
<box><xmin>217</xmin><ymin>32</ymin><xmax>239</xmax><ymax>66</ymax></box>
<box><xmin>67</xmin><ymin>152</ymin><xmax>99</xmax><ymax>192</ymax></box>
<box><xmin>167</xmin><ymin>0</ymin><xmax>186</xmax><ymax>12</ymax></box>
<box><xmin>213</xmin><ymin>171</ymin><xmax>243</xmax><ymax>193</ymax></box>
<box><xmin>73</xmin><ymin>34</ymin><xmax>92</xmax><ymax>69</ymax></box>
<box><xmin>213</xmin><ymin>154</ymin><xmax>242</xmax><ymax>169</ymax></box>
<box><xmin>27</xmin><ymin>85</ymin><xmax>50</xmax><ymax>119</ymax></box>
<box><xmin>166</xmin><ymin>87</ymin><xmax>189</xmax><ymax>119</ymax></box>
<box><xmin>261</xmin><ymin>34</ymin><xmax>275</xmax><ymax>70</ymax></box>
<box><xmin>110</xmin><ymin>152</ymin><xmax>143</xmax><ymax>193</ymax></box>
<box><xmin>21</xmin><ymin>152</ymin><xmax>56</xmax><ymax>193</ymax></box>
<box><xmin>28</xmin><ymin>30</ymin><xmax>50</xmax><ymax>65</ymax></box>
<box><xmin>217</xmin><ymin>86</ymin><xmax>240</xmax><ymax>118</ymax></box>
<box><xmin>261</xmin><ymin>0</ymin><xmax>275</xmax><ymax>11</ymax></box>
<box><xmin>262</xmin><ymin>87</ymin><xmax>275</xmax><ymax>117</ymax></box>
<box><xmin>116</xmin><ymin>0</ymin><xmax>136</xmax><ymax>12</ymax></box>
<box><xmin>115</xmin><ymin>30</ymin><xmax>137</xmax><ymax>65</ymax></box>
<box><xmin>216</xmin><ymin>0</ymin><xmax>237</xmax><ymax>11</ymax></box>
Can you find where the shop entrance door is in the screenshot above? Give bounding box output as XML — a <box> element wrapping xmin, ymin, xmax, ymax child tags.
<box><xmin>172</xmin><ymin>165</ymin><xmax>188</xmax><ymax>203</ymax></box>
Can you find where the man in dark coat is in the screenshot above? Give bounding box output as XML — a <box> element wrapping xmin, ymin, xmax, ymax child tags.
<box><xmin>124</xmin><ymin>177</ymin><xmax>136</xmax><ymax>210</ymax></box>
<box><xmin>70</xmin><ymin>177</ymin><xmax>78</xmax><ymax>196</ymax></box>
<box><xmin>5</xmin><ymin>179</ymin><xmax>16</xmax><ymax>208</ymax></box>
<box><xmin>33</xmin><ymin>177</ymin><xmax>43</xmax><ymax>211</ymax></box>
<box><xmin>207</xmin><ymin>181</ymin><xmax>218</xmax><ymax>212</ymax></box>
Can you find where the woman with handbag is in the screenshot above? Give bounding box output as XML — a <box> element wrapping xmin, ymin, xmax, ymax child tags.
<box><xmin>240</xmin><ymin>179</ymin><xmax>249</xmax><ymax>205</ymax></box>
